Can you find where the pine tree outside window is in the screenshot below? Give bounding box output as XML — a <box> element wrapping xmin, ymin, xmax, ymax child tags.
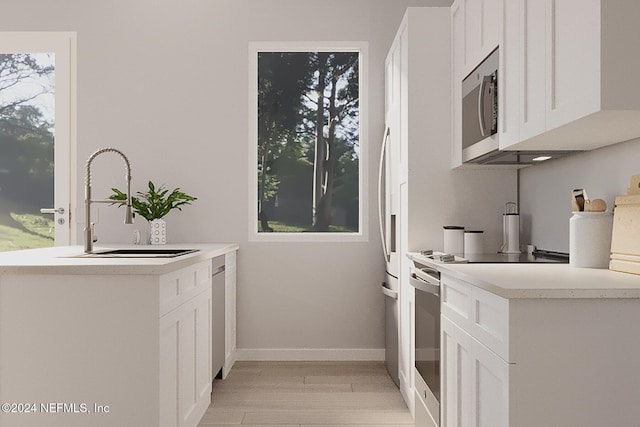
<box><xmin>249</xmin><ymin>42</ymin><xmax>368</xmax><ymax>241</ymax></box>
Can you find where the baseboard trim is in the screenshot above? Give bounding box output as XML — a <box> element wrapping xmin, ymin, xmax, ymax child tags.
<box><xmin>235</xmin><ymin>348</ymin><xmax>385</xmax><ymax>361</ymax></box>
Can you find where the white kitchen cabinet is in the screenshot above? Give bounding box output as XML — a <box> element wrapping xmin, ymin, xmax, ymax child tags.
<box><xmin>442</xmin><ymin>316</ymin><xmax>508</xmax><ymax>427</ymax></box>
<box><xmin>159</xmin><ymin>260</ymin><xmax>212</xmax><ymax>427</ymax></box>
<box><xmin>441</xmin><ymin>276</ymin><xmax>509</xmax><ymax>427</ymax></box>
<box><xmin>451</xmin><ymin>0</ymin><xmax>502</xmax><ymax>80</ymax></box>
<box><xmin>0</xmin><ymin>244</ymin><xmax>238</xmax><ymax>427</ymax></box>
<box><xmin>440</xmin><ymin>270</ymin><xmax>640</xmax><ymax>427</ymax></box>
<box><xmin>450</xmin><ymin>1</ymin><xmax>464</xmax><ymax>167</ymax></box>
<box><xmin>386</xmin><ymin>7</ymin><xmax>454</xmax><ymax>413</ymax></box>
<box><xmin>387</xmin><ymin>8</ymin><xmax>516</xmax><ymax>415</ymax></box>
<box><xmin>502</xmin><ymin>0</ymin><xmax>640</xmax><ymax>152</ymax></box>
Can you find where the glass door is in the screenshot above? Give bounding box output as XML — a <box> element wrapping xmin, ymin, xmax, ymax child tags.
<box><xmin>0</xmin><ymin>32</ymin><xmax>74</xmax><ymax>251</ymax></box>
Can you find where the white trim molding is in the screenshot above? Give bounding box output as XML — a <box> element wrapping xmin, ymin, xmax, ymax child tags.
<box><xmin>236</xmin><ymin>348</ymin><xmax>385</xmax><ymax>362</ymax></box>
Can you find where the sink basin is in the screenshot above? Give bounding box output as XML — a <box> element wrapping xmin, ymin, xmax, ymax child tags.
<box><xmin>76</xmin><ymin>248</ymin><xmax>199</xmax><ymax>258</ymax></box>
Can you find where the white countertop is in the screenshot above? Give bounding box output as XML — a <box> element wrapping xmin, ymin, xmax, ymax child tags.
<box><xmin>0</xmin><ymin>243</ymin><xmax>239</xmax><ymax>275</ymax></box>
<box><xmin>410</xmin><ymin>253</ymin><xmax>640</xmax><ymax>299</ymax></box>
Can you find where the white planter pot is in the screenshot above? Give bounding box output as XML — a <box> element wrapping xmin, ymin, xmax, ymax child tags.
<box><xmin>149</xmin><ymin>219</ymin><xmax>167</xmax><ymax>245</ymax></box>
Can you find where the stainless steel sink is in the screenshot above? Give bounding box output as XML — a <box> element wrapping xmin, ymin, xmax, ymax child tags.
<box><xmin>75</xmin><ymin>248</ymin><xmax>199</xmax><ymax>258</ymax></box>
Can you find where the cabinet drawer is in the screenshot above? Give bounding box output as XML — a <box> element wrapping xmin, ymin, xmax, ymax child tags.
<box><xmin>160</xmin><ymin>260</ymin><xmax>212</xmax><ymax>317</ymax></box>
<box><xmin>441</xmin><ymin>274</ymin><xmax>510</xmax><ymax>361</ymax></box>
<box><xmin>441</xmin><ymin>275</ymin><xmax>472</xmax><ymax>330</ymax></box>
<box><xmin>471</xmin><ymin>285</ymin><xmax>509</xmax><ymax>361</ymax></box>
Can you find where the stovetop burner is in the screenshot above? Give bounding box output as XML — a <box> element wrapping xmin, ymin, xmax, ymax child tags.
<box><xmin>417</xmin><ymin>249</ymin><xmax>569</xmax><ymax>264</ymax></box>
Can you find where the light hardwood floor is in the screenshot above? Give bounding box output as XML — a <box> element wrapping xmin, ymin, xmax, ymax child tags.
<box><xmin>198</xmin><ymin>361</ymin><xmax>413</xmax><ymax>426</ymax></box>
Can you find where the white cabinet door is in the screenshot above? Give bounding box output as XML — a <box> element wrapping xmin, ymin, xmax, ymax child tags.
<box><xmin>498</xmin><ymin>0</ymin><xmax>520</xmax><ymax>148</ymax></box>
<box><xmin>442</xmin><ymin>315</ymin><xmax>473</xmax><ymax>427</ymax></box>
<box><xmin>545</xmin><ymin>0</ymin><xmax>600</xmax><ymax>130</ymax></box>
<box><xmin>451</xmin><ymin>0</ymin><xmax>464</xmax><ymax>167</ymax></box>
<box><xmin>464</xmin><ymin>0</ymin><xmax>482</xmax><ymax>68</ymax></box>
<box><xmin>159</xmin><ymin>312</ymin><xmax>179</xmax><ymax>427</ymax></box>
<box><xmin>481</xmin><ymin>0</ymin><xmax>502</xmax><ymax>59</ymax></box>
<box><xmin>517</xmin><ymin>0</ymin><xmax>600</xmax><ymax>139</ymax></box>
<box><xmin>517</xmin><ymin>0</ymin><xmax>547</xmax><ymax>142</ymax></box>
<box><xmin>186</xmin><ymin>288</ymin><xmax>213</xmax><ymax>427</ymax></box>
<box><xmin>442</xmin><ymin>314</ymin><xmax>509</xmax><ymax>427</ymax></box>
<box><xmin>159</xmin><ymin>261</ymin><xmax>213</xmax><ymax>427</ymax></box>
<box><xmin>473</xmin><ymin>339</ymin><xmax>509</xmax><ymax>427</ymax></box>
<box><xmin>160</xmin><ymin>287</ymin><xmax>212</xmax><ymax>427</ymax></box>
<box><xmin>461</xmin><ymin>0</ymin><xmax>502</xmax><ymax>76</ymax></box>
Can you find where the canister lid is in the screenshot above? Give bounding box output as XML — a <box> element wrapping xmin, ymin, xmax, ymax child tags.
<box><xmin>443</xmin><ymin>225</ymin><xmax>464</xmax><ymax>230</ymax></box>
<box><xmin>464</xmin><ymin>230</ymin><xmax>484</xmax><ymax>233</ymax></box>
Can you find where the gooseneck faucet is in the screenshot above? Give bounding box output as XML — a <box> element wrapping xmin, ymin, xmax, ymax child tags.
<box><xmin>84</xmin><ymin>147</ymin><xmax>134</xmax><ymax>253</ymax></box>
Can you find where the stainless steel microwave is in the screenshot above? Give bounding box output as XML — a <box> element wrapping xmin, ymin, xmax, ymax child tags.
<box><xmin>461</xmin><ymin>48</ymin><xmax>499</xmax><ymax>163</ymax></box>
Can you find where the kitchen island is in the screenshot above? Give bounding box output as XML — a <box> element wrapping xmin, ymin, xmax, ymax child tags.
<box><xmin>412</xmin><ymin>253</ymin><xmax>640</xmax><ymax>427</ymax></box>
<box><xmin>0</xmin><ymin>243</ymin><xmax>238</xmax><ymax>427</ymax></box>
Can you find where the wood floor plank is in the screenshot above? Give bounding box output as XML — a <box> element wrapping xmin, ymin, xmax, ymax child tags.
<box><xmin>213</xmin><ymin>382</ymin><xmax>352</xmax><ymax>393</ymax></box>
<box><xmin>197</xmin><ymin>409</ymin><xmax>244</xmax><ymax>424</ymax></box>
<box><xmin>258</xmin><ymin>364</ymin><xmax>387</xmax><ymax>377</ymax></box>
<box><xmin>216</xmin><ymin>375</ymin><xmax>305</xmax><ymax>385</ymax></box>
<box><xmin>198</xmin><ymin>361</ymin><xmax>413</xmax><ymax>427</ymax></box>
<box><xmin>303</xmin><ymin>425</ymin><xmax>412</xmax><ymax>427</ymax></box>
<box><xmin>210</xmin><ymin>392</ymin><xmax>408</xmax><ymax>412</ymax></box>
<box><xmin>242</xmin><ymin>410</ymin><xmax>414</xmax><ymax>425</ymax></box>
<box><xmin>351</xmin><ymin>382</ymin><xmax>401</xmax><ymax>392</ymax></box>
<box><xmin>304</xmin><ymin>375</ymin><xmax>395</xmax><ymax>385</ymax></box>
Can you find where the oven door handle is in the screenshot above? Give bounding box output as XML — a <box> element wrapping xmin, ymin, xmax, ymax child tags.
<box><xmin>411</xmin><ymin>267</ymin><xmax>440</xmax><ymax>286</ymax></box>
<box><xmin>409</xmin><ymin>274</ymin><xmax>440</xmax><ymax>297</ymax></box>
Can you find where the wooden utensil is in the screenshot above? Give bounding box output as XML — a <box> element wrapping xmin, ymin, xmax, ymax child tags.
<box><xmin>584</xmin><ymin>198</ymin><xmax>607</xmax><ymax>212</ymax></box>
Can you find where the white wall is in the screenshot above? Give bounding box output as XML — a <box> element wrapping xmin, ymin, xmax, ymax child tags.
<box><xmin>1</xmin><ymin>0</ymin><xmax>453</xmax><ymax>358</ymax></box>
<box><xmin>519</xmin><ymin>138</ymin><xmax>640</xmax><ymax>252</ymax></box>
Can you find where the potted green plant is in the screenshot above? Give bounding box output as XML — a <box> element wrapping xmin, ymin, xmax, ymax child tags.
<box><xmin>110</xmin><ymin>180</ymin><xmax>197</xmax><ymax>244</ymax></box>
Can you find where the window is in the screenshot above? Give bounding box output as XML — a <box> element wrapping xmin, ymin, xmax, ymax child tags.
<box><xmin>249</xmin><ymin>42</ymin><xmax>367</xmax><ymax>241</ymax></box>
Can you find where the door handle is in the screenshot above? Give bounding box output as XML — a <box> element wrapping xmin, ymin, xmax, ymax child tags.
<box><xmin>381</xmin><ymin>282</ymin><xmax>398</xmax><ymax>300</ymax></box>
<box><xmin>478</xmin><ymin>75</ymin><xmax>493</xmax><ymax>137</ymax></box>
<box><xmin>378</xmin><ymin>127</ymin><xmax>391</xmax><ymax>261</ymax></box>
<box><xmin>40</xmin><ymin>207</ymin><xmax>65</xmax><ymax>215</ymax></box>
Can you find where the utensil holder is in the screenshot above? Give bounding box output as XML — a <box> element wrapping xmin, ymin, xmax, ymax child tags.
<box><xmin>569</xmin><ymin>212</ymin><xmax>613</xmax><ymax>268</ymax></box>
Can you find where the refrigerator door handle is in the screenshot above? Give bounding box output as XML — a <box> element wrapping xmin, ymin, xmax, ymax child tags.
<box><xmin>378</xmin><ymin>126</ymin><xmax>391</xmax><ymax>261</ymax></box>
<box><xmin>381</xmin><ymin>282</ymin><xmax>398</xmax><ymax>300</ymax></box>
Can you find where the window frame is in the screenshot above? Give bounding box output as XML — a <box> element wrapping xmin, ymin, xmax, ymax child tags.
<box><xmin>248</xmin><ymin>41</ymin><xmax>368</xmax><ymax>242</ymax></box>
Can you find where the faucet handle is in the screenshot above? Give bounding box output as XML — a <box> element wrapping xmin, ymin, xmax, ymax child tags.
<box><xmin>90</xmin><ymin>223</ymin><xmax>98</xmax><ymax>243</ymax></box>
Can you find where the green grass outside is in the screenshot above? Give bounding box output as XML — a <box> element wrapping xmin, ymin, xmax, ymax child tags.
<box><xmin>0</xmin><ymin>213</ymin><xmax>54</xmax><ymax>252</ymax></box>
<box><xmin>259</xmin><ymin>221</ymin><xmax>357</xmax><ymax>233</ymax></box>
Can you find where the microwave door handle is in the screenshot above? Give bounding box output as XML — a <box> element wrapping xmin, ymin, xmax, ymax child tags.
<box><xmin>478</xmin><ymin>75</ymin><xmax>492</xmax><ymax>137</ymax></box>
<box><xmin>378</xmin><ymin>127</ymin><xmax>390</xmax><ymax>261</ymax></box>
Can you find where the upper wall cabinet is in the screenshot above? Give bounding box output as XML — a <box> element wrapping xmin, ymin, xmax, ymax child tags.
<box><xmin>452</xmin><ymin>0</ymin><xmax>502</xmax><ymax>80</ymax></box>
<box><xmin>504</xmin><ymin>0</ymin><xmax>640</xmax><ymax>152</ymax></box>
<box><xmin>452</xmin><ymin>0</ymin><xmax>640</xmax><ymax>166</ymax></box>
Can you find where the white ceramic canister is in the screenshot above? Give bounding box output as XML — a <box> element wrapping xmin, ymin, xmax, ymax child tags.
<box><xmin>569</xmin><ymin>211</ymin><xmax>614</xmax><ymax>268</ymax></box>
<box><xmin>443</xmin><ymin>226</ymin><xmax>465</xmax><ymax>255</ymax></box>
<box><xmin>464</xmin><ymin>230</ymin><xmax>484</xmax><ymax>255</ymax></box>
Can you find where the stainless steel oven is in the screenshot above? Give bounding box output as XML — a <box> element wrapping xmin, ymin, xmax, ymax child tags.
<box><xmin>410</xmin><ymin>265</ymin><xmax>441</xmax><ymax>426</ymax></box>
